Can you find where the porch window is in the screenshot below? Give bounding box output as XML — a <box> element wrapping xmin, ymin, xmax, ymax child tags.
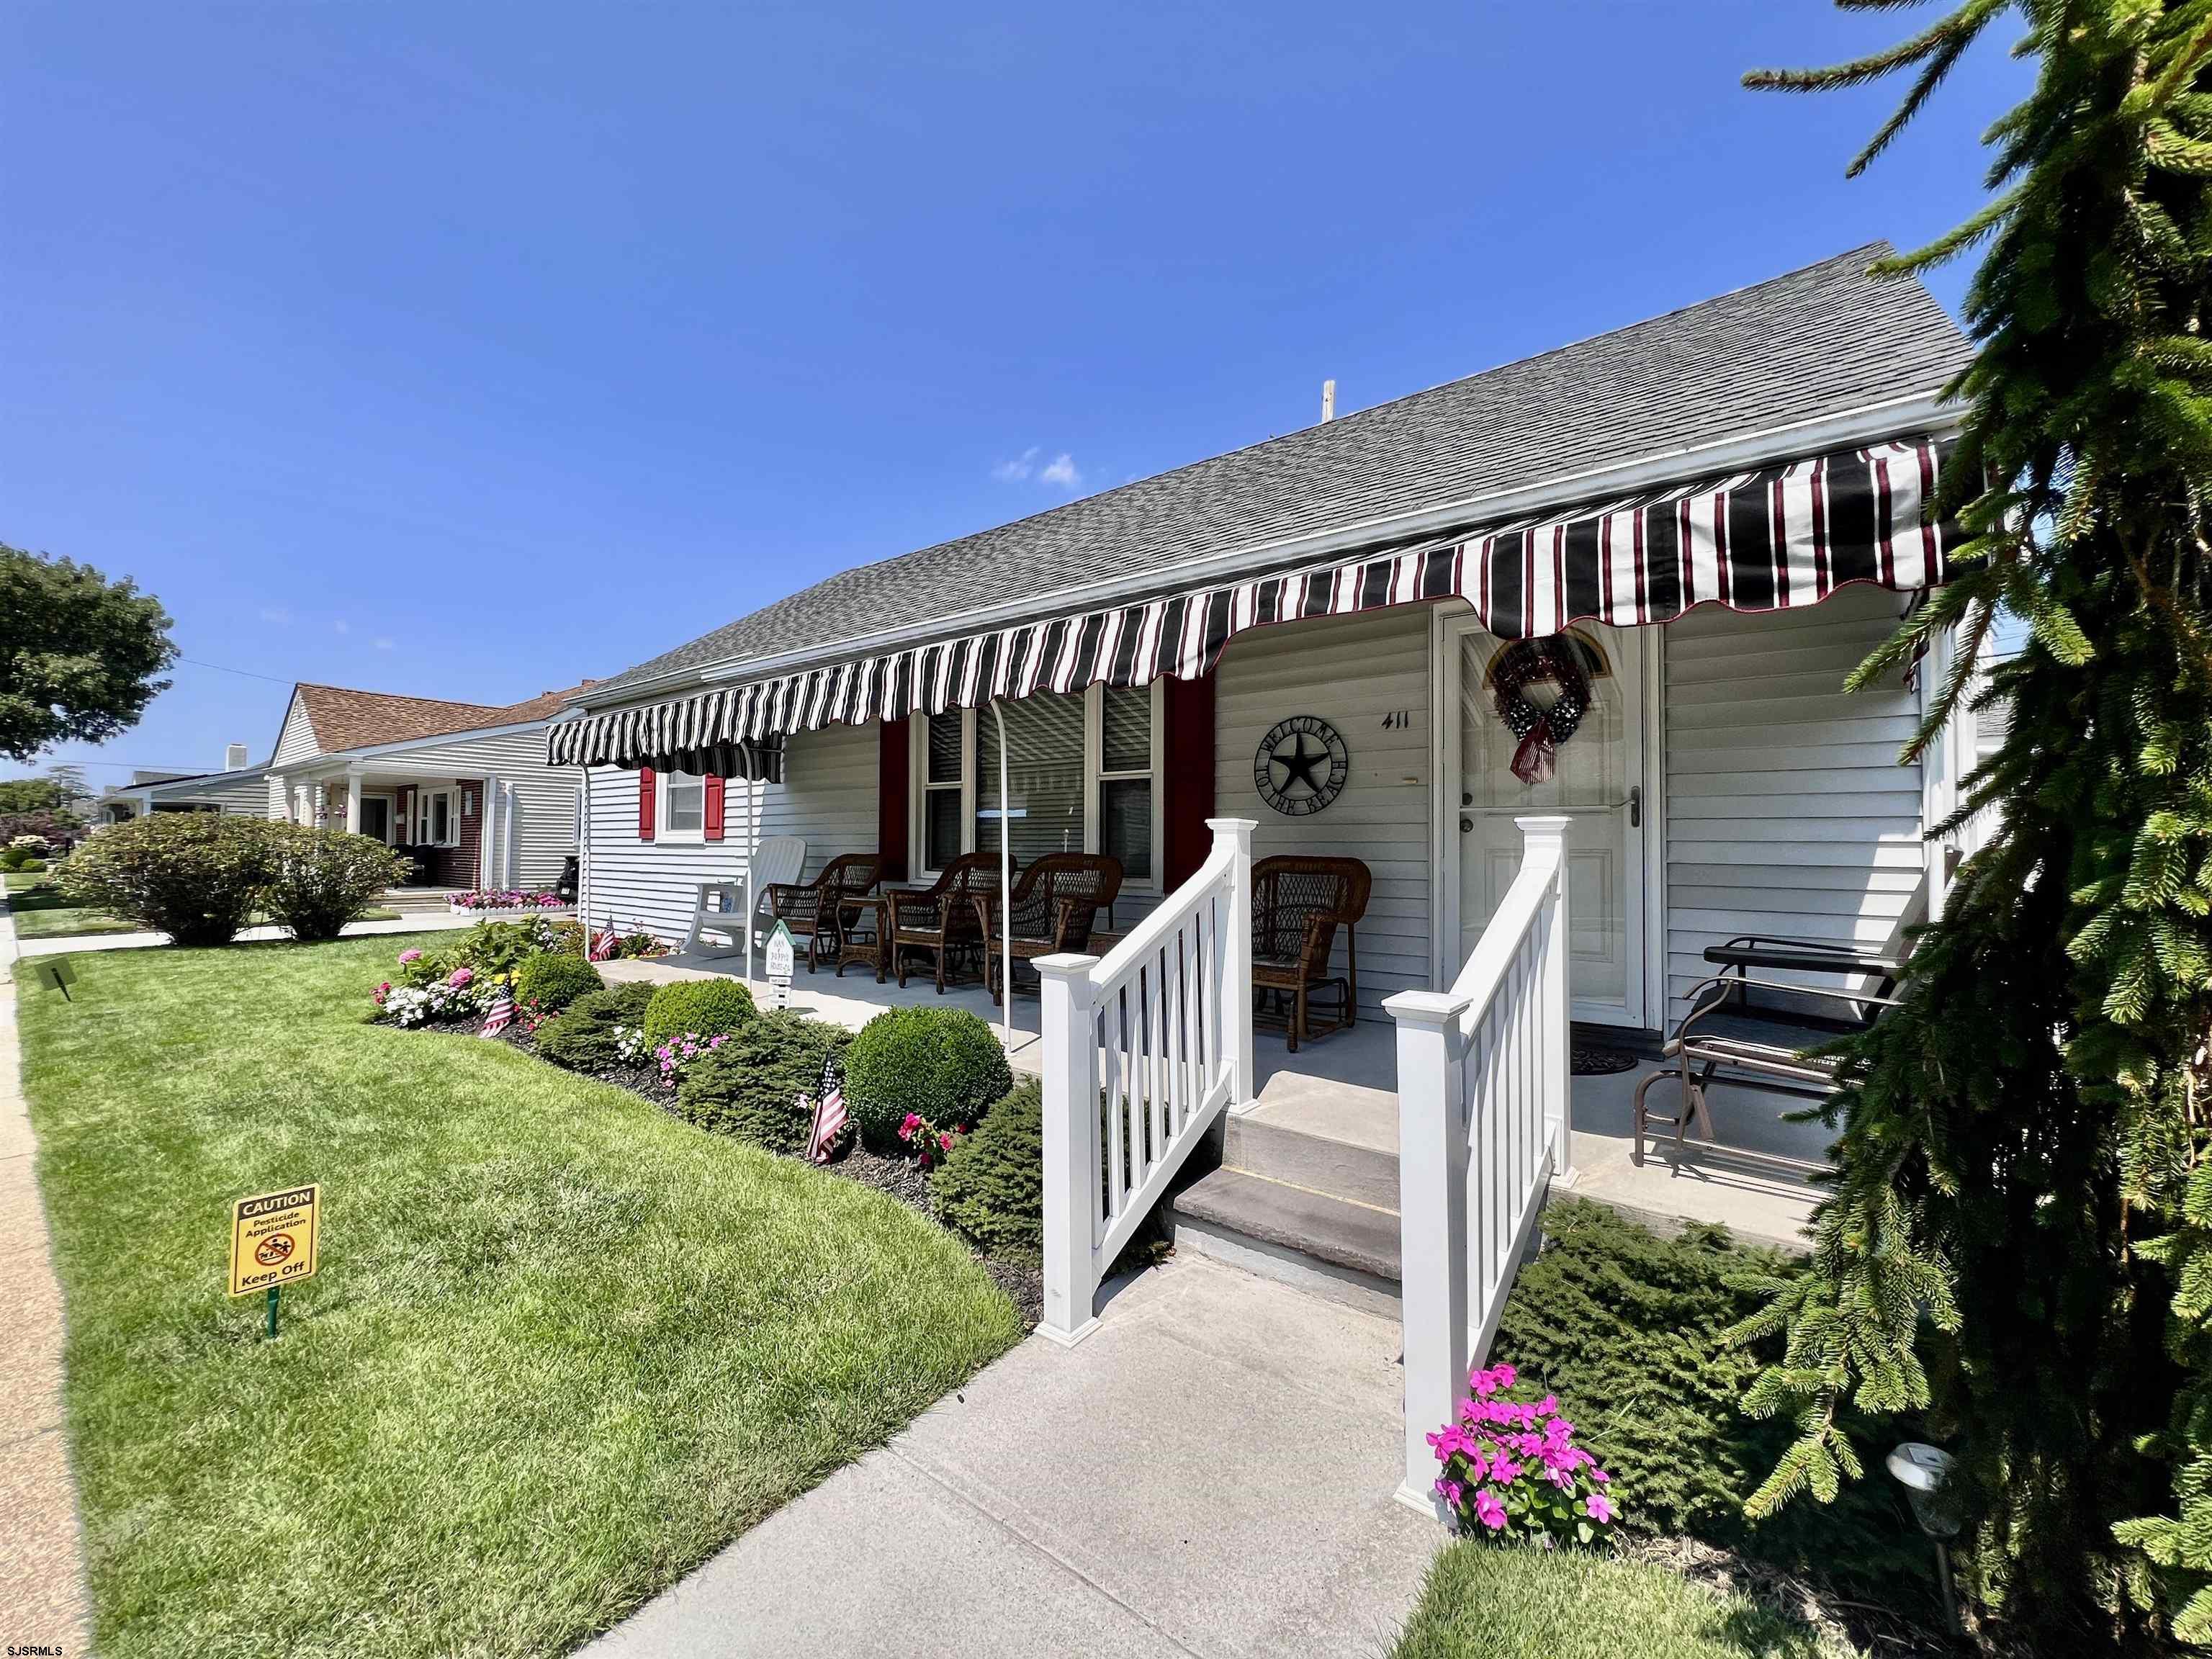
<box><xmin>912</xmin><ymin>682</ymin><xmax>1162</xmax><ymax>890</ymax></box>
<box><xmin>658</xmin><ymin>771</ymin><xmax>706</xmax><ymax>842</ymax></box>
<box><xmin>416</xmin><ymin>788</ymin><xmax>459</xmax><ymax>848</ymax></box>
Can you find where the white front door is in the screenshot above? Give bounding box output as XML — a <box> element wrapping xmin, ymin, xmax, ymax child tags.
<box><xmin>1444</xmin><ymin>616</ymin><xmax>1647</xmax><ymax>1028</ymax></box>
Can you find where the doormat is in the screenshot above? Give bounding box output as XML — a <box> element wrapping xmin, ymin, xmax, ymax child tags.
<box><xmin>1571</xmin><ymin>1043</ymin><xmax>1639</xmax><ymax>1076</ymax></box>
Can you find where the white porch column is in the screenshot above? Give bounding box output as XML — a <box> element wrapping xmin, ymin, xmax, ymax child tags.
<box><xmin>1211</xmin><ymin>817</ymin><xmax>1257</xmax><ymax>1111</ymax></box>
<box><xmin>1516</xmin><ymin>814</ymin><xmax>1575</xmax><ymax>1182</ymax></box>
<box><xmin>312</xmin><ymin>781</ymin><xmax>328</xmax><ymax>827</ymax></box>
<box><xmin>1385</xmin><ymin>985</ymin><xmax>1473</xmax><ymax>1517</ymax></box>
<box><xmin>1035</xmin><ymin>950</ymin><xmax>1103</xmax><ymax>1349</ymax></box>
<box><xmin>477</xmin><ymin>773</ymin><xmax>498</xmax><ymax>889</ymax></box>
<box><xmin>343</xmin><ymin>763</ymin><xmax>362</xmax><ymax>834</ymax></box>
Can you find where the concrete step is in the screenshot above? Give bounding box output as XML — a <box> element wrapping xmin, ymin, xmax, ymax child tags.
<box><xmin>382</xmin><ymin>891</ymin><xmax>457</xmax><ymax>914</ymax></box>
<box><xmin>1167</xmin><ymin>1166</ymin><xmax>1402</xmax><ymax>1320</ymax></box>
<box><xmin>1223</xmin><ymin>1114</ymin><xmax>1398</xmax><ymax>1211</ymax></box>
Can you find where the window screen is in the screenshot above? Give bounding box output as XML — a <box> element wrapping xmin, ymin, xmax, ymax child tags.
<box><xmin>976</xmin><ymin>692</ymin><xmax>1084</xmax><ymax>866</ymax></box>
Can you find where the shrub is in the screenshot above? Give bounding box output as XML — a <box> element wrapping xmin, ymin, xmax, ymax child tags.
<box><xmin>674</xmin><ymin>1014</ymin><xmax>852</xmax><ymax>1154</ymax></box>
<box><xmin>930</xmin><ymin>1079</ymin><xmax>1042</xmax><ymax>1256</ymax></box>
<box><xmin>513</xmin><ymin>951</ymin><xmax>602</xmax><ymax>1015</ymax></box>
<box><xmin>641</xmin><ymin>978</ymin><xmax>757</xmax><ymax>1048</ymax></box>
<box><xmin>58</xmin><ymin>814</ymin><xmax>279</xmax><ymax>945</ymax></box>
<box><xmin>261</xmin><ymin>824</ymin><xmax>408</xmax><ymax>941</ymax></box>
<box><xmin>0</xmin><ymin>848</ymin><xmax>25</xmax><ymax>872</ymax></box>
<box><xmin>16</xmin><ymin>857</ymin><xmax>45</xmax><ymax>873</ymax></box>
<box><xmin>1491</xmin><ymin>1200</ymin><xmax>1925</xmax><ymax>1599</ymax></box>
<box><xmin>546</xmin><ymin>917</ymin><xmax>587</xmax><ymax>956</ymax></box>
<box><xmin>448</xmin><ymin>917</ymin><xmax>561</xmax><ymax>981</ymax></box>
<box><xmin>536</xmin><ymin>982</ymin><xmax>656</xmax><ymax>1072</ymax></box>
<box><xmin>842</xmin><ymin>1006</ymin><xmax>1012</xmax><ymax>1151</ymax></box>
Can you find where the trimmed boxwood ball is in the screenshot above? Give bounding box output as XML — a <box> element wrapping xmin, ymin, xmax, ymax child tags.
<box><xmin>513</xmin><ymin>951</ymin><xmax>603</xmax><ymax>1015</ymax></box>
<box><xmin>536</xmin><ymin>982</ymin><xmax>655</xmax><ymax>1072</ymax></box>
<box><xmin>674</xmin><ymin>1013</ymin><xmax>853</xmax><ymax>1154</ymax></box>
<box><xmin>642</xmin><ymin>978</ymin><xmax>758</xmax><ymax>1048</ymax></box>
<box><xmin>930</xmin><ymin>1080</ymin><xmax>1041</xmax><ymax>1259</ymax></box>
<box><xmin>842</xmin><ymin>1005</ymin><xmax>1013</xmax><ymax>1151</ymax></box>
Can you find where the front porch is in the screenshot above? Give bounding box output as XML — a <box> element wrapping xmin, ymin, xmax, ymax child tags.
<box><xmin>601</xmin><ymin>942</ymin><xmax>1825</xmax><ymax>1264</ymax></box>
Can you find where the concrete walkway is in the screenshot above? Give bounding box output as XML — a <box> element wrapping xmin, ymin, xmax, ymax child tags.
<box><xmin>0</xmin><ymin>894</ymin><xmax>95</xmax><ymax>1652</ymax></box>
<box><xmin>9</xmin><ymin>908</ymin><xmax>484</xmax><ymax>958</ymax></box>
<box><xmin>582</xmin><ymin>1254</ymin><xmax>1442</xmax><ymax>1658</ymax></box>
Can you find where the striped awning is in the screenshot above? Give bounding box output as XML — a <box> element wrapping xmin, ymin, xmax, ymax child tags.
<box><xmin>550</xmin><ymin>435</ymin><xmax>1956</xmax><ymax>773</ymax></box>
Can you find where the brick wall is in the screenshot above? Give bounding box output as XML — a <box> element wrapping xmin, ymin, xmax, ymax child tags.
<box><xmin>397</xmin><ymin>778</ymin><xmax>482</xmax><ymax>888</ymax></box>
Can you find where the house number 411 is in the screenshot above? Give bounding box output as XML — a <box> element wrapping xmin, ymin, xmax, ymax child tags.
<box><xmin>1380</xmin><ymin>710</ymin><xmax>1413</xmax><ymax>729</ymax></box>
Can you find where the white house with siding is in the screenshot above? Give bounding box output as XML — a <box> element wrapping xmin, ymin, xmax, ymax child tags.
<box><xmin>132</xmin><ymin>680</ymin><xmax>593</xmax><ymax>894</ymax></box>
<box><xmin>552</xmin><ymin>246</ymin><xmax>1979</xmax><ymax>1452</ymax></box>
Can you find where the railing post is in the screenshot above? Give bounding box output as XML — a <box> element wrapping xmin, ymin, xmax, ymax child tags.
<box><xmin>1514</xmin><ymin>815</ymin><xmax>1575</xmax><ymax>1184</ymax></box>
<box><xmin>1035</xmin><ymin>951</ymin><xmax>1103</xmax><ymax>1349</ymax></box>
<box><xmin>1209</xmin><ymin>817</ymin><xmax>1258</xmax><ymax>1111</ymax></box>
<box><xmin>1385</xmin><ymin>986</ymin><xmax>1474</xmax><ymax>1518</ymax></box>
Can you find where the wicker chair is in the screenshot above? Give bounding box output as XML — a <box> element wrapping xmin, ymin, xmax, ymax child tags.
<box><xmin>1249</xmin><ymin>856</ymin><xmax>1372</xmax><ymax>1051</ymax></box>
<box><xmin>975</xmin><ymin>853</ymin><xmax>1123</xmax><ymax>1004</ymax></box>
<box><xmin>765</xmin><ymin>854</ymin><xmax>881</xmax><ymax>973</ymax></box>
<box><xmin>891</xmin><ymin>852</ymin><xmax>1015</xmax><ymax>993</ymax></box>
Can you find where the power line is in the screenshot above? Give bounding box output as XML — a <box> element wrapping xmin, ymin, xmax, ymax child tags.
<box><xmin>176</xmin><ymin>656</ymin><xmax>295</xmax><ymax>685</ymax></box>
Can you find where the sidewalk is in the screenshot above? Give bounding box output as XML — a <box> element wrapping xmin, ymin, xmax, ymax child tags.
<box><xmin>0</xmin><ymin>894</ymin><xmax>95</xmax><ymax>1652</ymax></box>
<box><xmin>580</xmin><ymin>1254</ymin><xmax>1442</xmax><ymax>1658</ymax></box>
<box><xmin>9</xmin><ymin>908</ymin><xmax>483</xmax><ymax>959</ymax></box>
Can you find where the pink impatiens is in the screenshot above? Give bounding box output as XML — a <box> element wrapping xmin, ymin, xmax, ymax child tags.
<box><xmin>1429</xmin><ymin>1361</ymin><xmax>1619</xmax><ymax>1547</ymax></box>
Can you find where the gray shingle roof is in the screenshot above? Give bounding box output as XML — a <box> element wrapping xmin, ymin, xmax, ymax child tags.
<box><xmin>587</xmin><ymin>243</ymin><xmax>1970</xmax><ymax>702</ymax></box>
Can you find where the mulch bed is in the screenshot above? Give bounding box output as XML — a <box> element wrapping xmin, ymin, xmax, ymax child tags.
<box><xmin>416</xmin><ymin>1014</ymin><xmax>1048</xmax><ymax>1330</ymax></box>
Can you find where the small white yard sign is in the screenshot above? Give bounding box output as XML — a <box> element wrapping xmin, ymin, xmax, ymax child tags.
<box><xmin>764</xmin><ymin>920</ymin><xmax>796</xmax><ymax>1009</ymax></box>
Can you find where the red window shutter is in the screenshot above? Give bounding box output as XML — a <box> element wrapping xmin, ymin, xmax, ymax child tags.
<box><xmin>395</xmin><ymin>785</ymin><xmax>415</xmax><ymax>846</ymax></box>
<box><xmin>1161</xmin><ymin>673</ymin><xmax>1216</xmax><ymax>888</ymax></box>
<box><xmin>637</xmin><ymin>768</ymin><xmax>657</xmax><ymax>842</ymax></box>
<box><xmin>877</xmin><ymin>717</ymin><xmax>910</xmax><ymax>882</ymax></box>
<box><xmin>703</xmin><ymin>775</ymin><xmax>726</xmax><ymax>842</ymax></box>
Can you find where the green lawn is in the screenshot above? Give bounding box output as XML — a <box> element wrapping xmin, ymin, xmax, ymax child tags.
<box><xmin>5</xmin><ymin>871</ymin><xmax>143</xmax><ymax>938</ymax></box>
<box><xmin>4</xmin><ymin>873</ymin><xmax>397</xmax><ymax>938</ymax></box>
<box><xmin>1394</xmin><ymin>1542</ymin><xmax>1854</xmax><ymax>1659</ymax></box>
<box><xmin>18</xmin><ymin>933</ymin><xmax>1025</xmax><ymax>1658</ymax></box>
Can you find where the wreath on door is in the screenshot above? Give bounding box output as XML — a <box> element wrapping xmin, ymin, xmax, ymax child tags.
<box><xmin>1491</xmin><ymin>636</ymin><xmax>1591</xmax><ymax>786</ymax></box>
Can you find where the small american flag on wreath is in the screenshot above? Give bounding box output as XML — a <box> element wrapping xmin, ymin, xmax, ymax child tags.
<box><xmin>479</xmin><ymin>986</ymin><xmax>515</xmax><ymax>1038</ymax></box>
<box><xmin>805</xmin><ymin>1068</ymin><xmax>849</xmax><ymax>1164</ymax></box>
<box><xmin>588</xmin><ymin>921</ymin><xmax>620</xmax><ymax>962</ymax></box>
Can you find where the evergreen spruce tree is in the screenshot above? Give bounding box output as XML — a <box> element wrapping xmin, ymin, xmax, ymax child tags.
<box><xmin>1737</xmin><ymin>3</ymin><xmax>2212</xmax><ymax>1647</ymax></box>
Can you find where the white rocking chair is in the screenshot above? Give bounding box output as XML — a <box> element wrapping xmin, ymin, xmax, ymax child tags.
<box><xmin>684</xmin><ymin>836</ymin><xmax>807</xmax><ymax>971</ymax></box>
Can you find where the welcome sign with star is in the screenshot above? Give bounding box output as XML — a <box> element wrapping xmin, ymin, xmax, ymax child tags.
<box><xmin>1252</xmin><ymin>714</ymin><xmax>1350</xmax><ymax>817</ymax></box>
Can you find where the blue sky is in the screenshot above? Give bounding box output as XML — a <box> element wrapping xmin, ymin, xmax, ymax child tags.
<box><xmin>2</xmin><ymin>2</ymin><xmax>2031</xmax><ymax>784</ymax></box>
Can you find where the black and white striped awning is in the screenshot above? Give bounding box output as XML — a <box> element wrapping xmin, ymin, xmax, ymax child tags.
<box><xmin>550</xmin><ymin>435</ymin><xmax>1956</xmax><ymax>773</ymax></box>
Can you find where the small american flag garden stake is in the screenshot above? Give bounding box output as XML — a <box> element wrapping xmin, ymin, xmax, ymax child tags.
<box><xmin>479</xmin><ymin>986</ymin><xmax>515</xmax><ymax>1038</ymax></box>
<box><xmin>806</xmin><ymin>1084</ymin><xmax>848</xmax><ymax>1164</ymax></box>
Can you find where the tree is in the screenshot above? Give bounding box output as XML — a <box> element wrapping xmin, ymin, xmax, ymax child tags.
<box><xmin>0</xmin><ymin>767</ymin><xmax>91</xmax><ymax>816</ymax></box>
<box><xmin>0</xmin><ymin>544</ymin><xmax>176</xmax><ymax>760</ymax></box>
<box><xmin>1735</xmin><ymin>4</ymin><xmax>2212</xmax><ymax>1649</ymax></box>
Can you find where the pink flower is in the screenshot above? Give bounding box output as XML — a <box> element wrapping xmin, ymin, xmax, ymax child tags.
<box><xmin>1434</xmin><ymin>1478</ymin><xmax>1463</xmax><ymax>1509</ymax></box>
<box><xmin>1584</xmin><ymin>1493</ymin><xmax>1614</xmax><ymax>1525</ymax></box>
<box><xmin>1591</xmin><ymin>1468</ymin><xmax>1611</xmax><ymax>1485</ymax></box>
<box><xmin>902</xmin><ymin>1112</ymin><xmax>922</xmax><ymax>1132</ymax></box>
<box><xmin>938</xmin><ymin>1132</ymin><xmax>953</xmax><ymax>1151</ymax></box>
<box><xmin>398</xmin><ymin>948</ymin><xmax>423</xmax><ymax>964</ymax></box>
<box><xmin>1491</xmin><ymin>1363</ymin><xmax>1516</xmax><ymax>1390</ymax></box>
<box><xmin>1473</xmin><ymin>1491</ymin><xmax>1507</xmax><ymax>1532</ymax></box>
<box><xmin>448</xmin><ymin>966</ymin><xmax>473</xmax><ymax>987</ymax></box>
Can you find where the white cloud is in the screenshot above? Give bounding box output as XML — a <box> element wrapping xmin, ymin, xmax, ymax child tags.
<box><xmin>993</xmin><ymin>446</ymin><xmax>1081</xmax><ymax>490</ymax></box>
<box><xmin>258</xmin><ymin>606</ymin><xmax>292</xmax><ymax>626</ymax></box>
<box><xmin>373</xmin><ymin>636</ymin><xmax>395</xmax><ymax>652</ymax></box>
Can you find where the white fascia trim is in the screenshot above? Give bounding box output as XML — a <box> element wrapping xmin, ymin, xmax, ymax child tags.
<box><xmin>144</xmin><ymin>768</ymin><xmax>272</xmax><ymax>796</ymax></box>
<box><xmin>573</xmin><ymin>390</ymin><xmax>1961</xmax><ymax>712</ymax></box>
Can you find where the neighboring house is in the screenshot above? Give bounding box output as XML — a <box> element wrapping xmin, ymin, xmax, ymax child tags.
<box><xmin>127</xmin><ymin>680</ymin><xmax>595</xmax><ymax>891</ymax></box>
<box><xmin>556</xmin><ymin>244</ymin><xmax>1969</xmax><ymax>1030</ymax></box>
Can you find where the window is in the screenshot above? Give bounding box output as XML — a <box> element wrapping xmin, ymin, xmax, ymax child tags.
<box><xmin>415</xmin><ymin>787</ymin><xmax>458</xmax><ymax>848</ymax></box>
<box><xmin>659</xmin><ymin>771</ymin><xmax>706</xmax><ymax>842</ymax></box>
<box><xmin>912</xmin><ymin>683</ymin><xmax>1162</xmax><ymax>889</ymax></box>
<box><xmin>920</xmin><ymin>714</ymin><xmax>967</xmax><ymax>873</ymax></box>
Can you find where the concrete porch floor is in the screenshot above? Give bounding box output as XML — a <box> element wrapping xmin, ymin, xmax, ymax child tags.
<box><xmin>607</xmin><ymin>949</ymin><xmax>1822</xmax><ymax>1248</ymax></box>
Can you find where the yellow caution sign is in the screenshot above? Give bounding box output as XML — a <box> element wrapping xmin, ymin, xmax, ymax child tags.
<box><xmin>228</xmin><ymin>1184</ymin><xmax>320</xmax><ymax>1298</ymax></box>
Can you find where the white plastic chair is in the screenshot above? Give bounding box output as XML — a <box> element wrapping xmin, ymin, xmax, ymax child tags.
<box><xmin>685</xmin><ymin>836</ymin><xmax>807</xmax><ymax>970</ymax></box>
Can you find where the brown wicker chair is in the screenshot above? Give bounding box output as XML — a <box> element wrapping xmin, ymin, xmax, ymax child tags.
<box><xmin>891</xmin><ymin>852</ymin><xmax>1015</xmax><ymax>992</ymax></box>
<box><xmin>765</xmin><ymin>854</ymin><xmax>881</xmax><ymax>973</ymax></box>
<box><xmin>975</xmin><ymin>853</ymin><xmax>1123</xmax><ymax>1004</ymax></box>
<box><xmin>1250</xmin><ymin>855</ymin><xmax>1372</xmax><ymax>1051</ymax></box>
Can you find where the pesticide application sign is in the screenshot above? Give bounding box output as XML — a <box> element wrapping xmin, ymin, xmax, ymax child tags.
<box><xmin>228</xmin><ymin>1184</ymin><xmax>320</xmax><ymax>1297</ymax></box>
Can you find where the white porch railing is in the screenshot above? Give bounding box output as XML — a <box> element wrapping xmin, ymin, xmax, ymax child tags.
<box><xmin>1385</xmin><ymin>814</ymin><xmax>1573</xmax><ymax>1515</ymax></box>
<box><xmin>1035</xmin><ymin>818</ymin><xmax>1256</xmax><ymax>1346</ymax></box>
